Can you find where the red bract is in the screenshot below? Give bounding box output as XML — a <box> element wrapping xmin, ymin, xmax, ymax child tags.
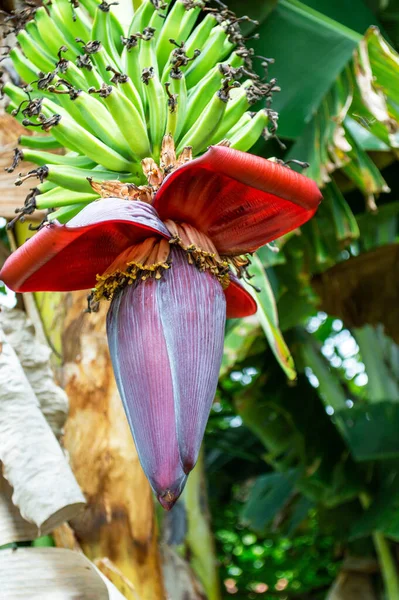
<box><xmin>0</xmin><ymin>146</ymin><xmax>322</xmax><ymax>509</ymax></box>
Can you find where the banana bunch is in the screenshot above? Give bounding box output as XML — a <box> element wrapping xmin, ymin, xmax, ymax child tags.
<box><xmin>2</xmin><ymin>0</ymin><xmax>278</xmax><ymax>225</ymax></box>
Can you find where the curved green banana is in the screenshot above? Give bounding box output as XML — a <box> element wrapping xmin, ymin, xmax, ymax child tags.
<box><xmin>183</xmin><ymin>65</ymin><xmax>225</xmax><ymax>132</ymax></box>
<box><xmin>21</xmin><ymin>149</ymin><xmax>97</xmax><ymax>169</ymax></box>
<box><xmin>156</xmin><ymin>1</ymin><xmax>187</xmax><ymax>71</ymax></box>
<box><xmin>49</xmin><ymin>0</ymin><xmax>91</xmax><ymax>44</ymax></box>
<box><xmin>39</xmin><ymin>100</ymin><xmax>139</xmax><ymax>172</ymax></box>
<box><xmin>9</xmin><ymin>48</ymin><xmax>39</xmax><ymax>85</ymax></box>
<box><xmin>88</xmin><ymin>86</ymin><xmax>151</xmax><ymax>158</ymax></box>
<box><xmin>18</xmin><ymin>135</ymin><xmax>62</xmax><ymax>150</ymax></box>
<box><xmin>184</xmin><ymin>13</ymin><xmax>217</xmax><ymax>58</ymax></box>
<box><xmin>35</xmin><ymin>7</ymin><xmax>82</xmax><ymax>56</ymax></box>
<box><xmin>21</xmin><ymin>164</ymin><xmax>137</xmax><ymax>194</ymax></box>
<box><xmin>128</xmin><ymin>1</ymin><xmax>155</xmax><ymax>36</ymax></box>
<box><xmin>185</xmin><ymin>26</ymin><xmax>230</xmax><ymax>88</ymax></box>
<box><xmin>67</xmin><ymin>91</ymin><xmax>134</xmax><ymax>159</ymax></box>
<box><xmin>208</xmin><ymin>81</ymin><xmax>253</xmax><ymax>144</ymax></box>
<box><xmin>47</xmin><ymin>202</ymin><xmax>93</xmax><ymax>223</ymax></box>
<box><xmin>142</xmin><ymin>72</ymin><xmax>167</xmax><ymax>159</ymax></box>
<box><xmin>164</xmin><ymin>73</ymin><xmax>187</xmax><ymax>139</ymax></box>
<box><xmin>229</xmin><ymin>110</ymin><xmax>269</xmax><ymax>151</ymax></box>
<box><xmin>37</xmin><ymin>186</ymin><xmax>98</xmax><ymax>209</ymax></box>
<box><xmin>177</xmin><ymin>90</ymin><xmax>228</xmax><ymax>155</ymax></box>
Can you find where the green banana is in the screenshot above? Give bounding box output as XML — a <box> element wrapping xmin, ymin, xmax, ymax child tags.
<box><xmin>185</xmin><ymin>26</ymin><xmax>230</xmax><ymax>88</ymax></box>
<box><xmin>9</xmin><ymin>48</ymin><xmax>39</xmax><ymax>85</ymax></box>
<box><xmin>36</xmin><ymin>186</ymin><xmax>98</xmax><ymax>209</ymax></box>
<box><xmin>35</xmin><ymin>7</ymin><xmax>81</xmax><ymax>56</ymax></box>
<box><xmin>139</xmin><ymin>29</ymin><xmax>160</xmax><ymax>79</ymax></box>
<box><xmin>88</xmin><ymin>85</ymin><xmax>151</xmax><ymax>159</ymax></box>
<box><xmin>147</xmin><ymin>6</ymin><xmax>169</xmax><ymax>44</ymax></box>
<box><xmin>117</xmin><ymin>78</ymin><xmax>145</xmax><ymax>120</ymax></box>
<box><xmin>48</xmin><ymin>0</ymin><xmax>91</xmax><ymax>45</ymax></box>
<box><xmin>21</xmin><ymin>149</ymin><xmax>97</xmax><ymax>169</ymax></box>
<box><xmin>16</xmin><ymin>31</ymin><xmax>88</xmax><ymax>91</ymax></box>
<box><xmin>227</xmin><ymin>51</ymin><xmax>245</xmax><ymax>69</ymax></box>
<box><xmin>183</xmin><ymin>64</ymin><xmax>225</xmax><ymax>132</ymax></box>
<box><xmin>24</xmin><ymin>21</ymin><xmax>50</xmax><ymax>50</ymax></box>
<box><xmin>16</xmin><ymin>164</ymin><xmax>137</xmax><ymax>194</ymax></box>
<box><xmin>57</xmin><ymin>58</ymin><xmax>96</xmax><ymax>92</ymax></box>
<box><xmin>164</xmin><ymin>74</ymin><xmax>187</xmax><ymax>139</ymax></box>
<box><xmin>18</xmin><ymin>135</ymin><xmax>62</xmax><ymax>150</ymax></box>
<box><xmin>62</xmin><ymin>90</ymin><xmax>134</xmax><ymax>159</ymax></box>
<box><xmin>88</xmin><ymin>43</ymin><xmax>118</xmax><ymax>81</ymax></box>
<box><xmin>221</xmin><ymin>111</ymin><xmax>253</xmax><ymax>139</ymax></box>
<box><xmin>37</xmin><ymin>180</ymin><xmax>57</xmax><ymax>194</ymax></box>
<box><xmin>123</xmin><ymin>38</ymin><xmax>146</xmax><ymax>105</ymax></box>
<box><xmin>77</xmin><ymin>0</ymin><xmax>98</xmax><ymax>19</ymax></box>
<box><xmin>184</xmin><ymin>13</ymin><xmax>218</xmax><ymax>58</ymax></box>
<box><xmin>128</xmin><ymin>1</ymin><xmax>155</xmax><ymax>36</ymax></box>
<box><xmin>176</xmin><ymin>89</ymin><xmax>229</xmax><ymax>155</ymax></box>
<box><xmin>4</xmin><ymin>82</ymin><xmax>111</xmax><ymax>164</ymax></box>
<box><xmin>92</xmin><ymin>3</ymin><xmax>123</xmax><ymax>69</ymax></box>
<box><xmin>39</xmin><ymin>100</ymin><xmax>139</xmax><ymax>172</ymax></box>
<box><xmin>208</xmin><ymin>81</ymin><xmax>253</xmax><ymax>143</ymax></box>
<box><xmin>221</xmin><ymin>37</ymin><xmax>235</xmax><ymax>59</ymax></box>
<box><xmin>73</xmin><ymin>41</ymin><xmax>106</xmax><ymax>89</ymax></box>
<box><xmin>142</xmin><ymin>71</ymin><xmax>167</xmax><ymax>159</ymax></box>
<box><xmin>160</xmin><ymin>5</ymin><xmax>202</xmax><ymax>79</ymax></box>
<box><xmin>3</xmin><ymin>82</ymin><xmax>34</xmax><ymax>109</ymax></box>
<box><xmin>47</xmin><ymin>202</ymin><xmax>93</xmax><ymax>223</ymax></box>
<box><xmin>89</xmin><ymin>45</ymin><xmax>144</xmax><ymax>119</ymax></box>
<box><xmin>156</xmin><ymin>1</ymin><xmax>188</xmax><ymax>71</ymax></box>
<box><xmin>48</xmin><ymin>87</ymin><xmax>99</xmax><ymax>137</ymax></box>
<box><xmin>106</xmin><ymin>7</ymin><xmax>126</xmax><ymax>55</ymax></box>
<box><xmin>229</xmin><ymin>110</ymin><xmax>269</xmax><ymax>151</ymax></box>
<box><xmin>16</xmin><ymin>30</ymin><xmax>56</xmax><ymax>74</ymax></box>
<box><xmin>177</xmin><ymin>4</ymin><xmax>202</xmax><ymax>44</ymax></box>
<box><xmin>99</xmin><ymin>62</ymin><xmax>145</xmax><ymax>120</ymax></box>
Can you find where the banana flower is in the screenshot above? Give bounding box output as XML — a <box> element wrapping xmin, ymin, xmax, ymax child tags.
<box><xmin>0</xmin><ymin>145</ymin><xmax>321</xmax><ymax>508</ymax></box>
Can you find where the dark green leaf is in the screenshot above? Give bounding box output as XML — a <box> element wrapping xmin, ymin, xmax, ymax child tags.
<box><xmin>241</xmin><ymin>470</ymin><xmax>299</xmax><ymax>532</ymax></box>
<box><xmin>251</xmin><ymin>0</ymin><xmax>361</xmax><ymax>138</ymax></box>
<box><xmin>351</xmin><ymin>470</ymin><xmax>399</xmax><ymax>540</ymax></box>
<box><xmin>335</xmin><ymin>401</ymin><xmax>399</xmax><ymax>461</ymax></box>
<box><xmin>301</xmin><ymin>0</ymin><xmax>382</xmax><ymax>35</ymax></box>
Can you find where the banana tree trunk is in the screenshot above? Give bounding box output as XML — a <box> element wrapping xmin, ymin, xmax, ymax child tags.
<box><xmin>326</xmin><ymin>572</ymin><xmax>377</xmax><ymax>600</ymax></box>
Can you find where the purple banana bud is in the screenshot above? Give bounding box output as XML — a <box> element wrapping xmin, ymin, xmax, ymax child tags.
<box><xmin>107</xmin><ymin>248</ymin><xmax>226</xmax><ymax>509</ymax></box>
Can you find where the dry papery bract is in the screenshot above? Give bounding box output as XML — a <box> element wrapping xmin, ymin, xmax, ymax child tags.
<box><xmin>0</xmin><ymin>308</ymin><xmax>84</xmax><ymax>542</ymax></box>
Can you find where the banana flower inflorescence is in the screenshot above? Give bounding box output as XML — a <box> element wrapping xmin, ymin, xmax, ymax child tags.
<box><xmin>0</xmin><ymin>0</ymin><xmax>322</xmax><ymax>508</ymax></box>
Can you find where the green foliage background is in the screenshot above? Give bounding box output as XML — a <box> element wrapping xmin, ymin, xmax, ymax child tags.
<box><xmin>204</xmin><ymin>1</ymin><xmax>399</xmax><ymax>597</ymax></box>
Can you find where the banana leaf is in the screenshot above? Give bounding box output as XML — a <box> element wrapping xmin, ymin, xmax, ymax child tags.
<box><xmin>251</xmin><ymin>0</ymin><xmax>361</xmax><ymax>138</ymax></box>
<box><xmin>244</xmin><ymin>254</ymin><xmax>296</xmax><ymax>380</ymax></box>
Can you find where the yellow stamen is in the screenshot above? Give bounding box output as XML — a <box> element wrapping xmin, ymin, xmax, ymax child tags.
<box><xmin>94</xmin><ymin>237</ymin><xmax>171</xmax><ymax>301</ymax></box>
<box><xmin>165</xmin><ymin>220</ymin><xmax>231</xmax><ymax>289</ymax></box>
<box><xmin>229</xmin><ymin>254</ymin><xmax>252</xmax><ymax>278</ymax></box>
